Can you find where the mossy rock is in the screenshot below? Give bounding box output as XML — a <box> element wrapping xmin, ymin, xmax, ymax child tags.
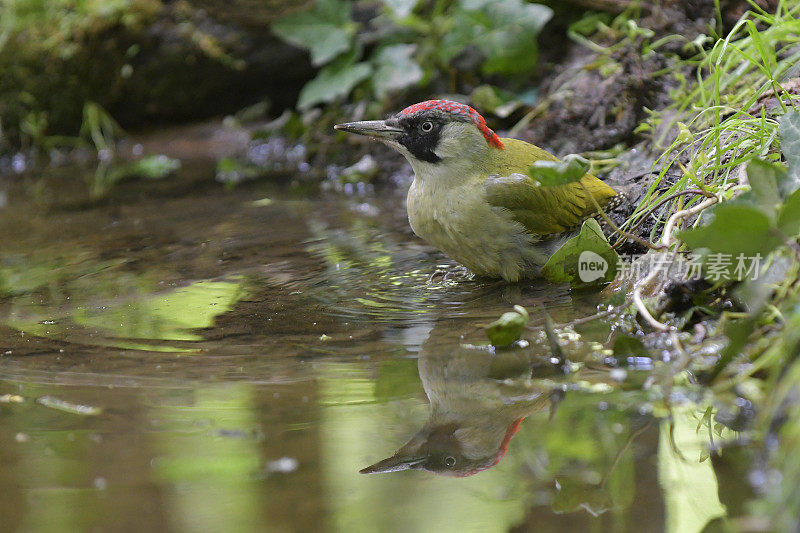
<box><xmin>184</xmin><ymin>0</ymin><xmax>313</xmax><ymax>29</ymax></box>
<box><xmin>0</xmin><ymin>1</ymin><xmax>314</xmax><ymax>148</ymax></box>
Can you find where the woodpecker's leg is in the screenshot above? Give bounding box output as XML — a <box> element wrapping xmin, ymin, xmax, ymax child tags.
<box><xmin>427</xmin><ymin>268</ymin><xmax>448</xmax><ymax>283</ymax></box>
<box><xmin>443</xmin><ymin>265</ymin><xmax>471</xmax><ymax>281</ymax></box>
<box><xmin>428</xmin><ymin>264</ymin><xmax>472</xmax><ymax>283</ymax></box>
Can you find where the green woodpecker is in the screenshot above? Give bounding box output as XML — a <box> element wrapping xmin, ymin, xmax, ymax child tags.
<box><xmin>360</xmin><ymin>325</ymin><xmax>549</xmax><ymax>476</ymax></box>
<box><xmin>335</xmin><ymin>100</ymin><xmax>620</xmax><ymax>282</ymax></box>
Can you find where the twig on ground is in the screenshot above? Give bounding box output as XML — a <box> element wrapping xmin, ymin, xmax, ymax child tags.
<box><xmin>660</xmin><ymin>196</ymin><xmax>719</xmax><ymax>247</ymax></box>
<box><xmin>526</xmin><ymin>304</ymin><xmax>623</xmax><ymax>332</ymax></box>
<box><xmin>631</xmin><ymin>195</ymin><xmax>720</xmax><ymax>331</ymax></box>
<box><xmin>632</xmin><ymin>269</ymin><xmax>671</xmax><ymax>331</ymax></box>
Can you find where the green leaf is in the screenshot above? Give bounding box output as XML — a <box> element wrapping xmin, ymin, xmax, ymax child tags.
<box><xmin>297</xmin><ymin>54</ymin><xmax>372</xmax><ymax>110</ymax></box>
<box><xmin>706</xmin><ymin>314</ymin><xmax>758</xmax><ymax>383</ymax></box>
<box><xmin>778</xmin><ymin>188</ymin><xmax>800</xmax><ymax>237</ymax></box>
<box><xmin>541</xmin><ymin>219</ymin><xmax>619</xmax><ymax>285</ymax></box>
<box><xmin>528</xmin><ymin>155</ymin><xmax>590</xmax><ymax>187</ymax></box>
<box><xmin>486</xmin><ymin>305</ymin><xmax>529</xmax><ymax>347</ymax></box>
<box><xmin>440</xmin><ymin>0</ymin><xmax>552</xmax><ymax>76</ymax></box>
<box><xmin>613</xmin><ymin>335</ymin><xmax>648</xmax><ymax>358</ymax></box>
<box><xmin>271</xmin><ymin>0</ymin><xmax>354</xmax><ymax>67</ymax></box>
<box><xmin>568</xmin><ymin>12</ymin><xmax>612</xmax><ymax>36</ymax></box>
<box><xmin>677</xmin><ymin>204</ymin><xmax>783</xmax><ymax>257</ymax></box>
<box><xmin>746</xmin><ymin>20</ymin><xmax>776</xmax><ymax>74</ymax></box>
<box><xmin>740</xmin><ymin>158</ymin><xmax>784</xmax><ymax>215</ymax></box>
<box><xmin>372</xmin><ymin>44</ymin><xmax>423</xmax><ymax>98</ymax></box>
<box><xmin>119</xmin><ymin>154</ymin><xmax>181</xmax><ymax>180</ymax></box>
<box><xmin>779</xmin><ymin>110</ymin><xmax>800</xmax><ymax>196</ymax></box>
<box><xmin>479</xmin><ymin>2</ymin><xmax>552</xmax><ymax>75</ymax></box>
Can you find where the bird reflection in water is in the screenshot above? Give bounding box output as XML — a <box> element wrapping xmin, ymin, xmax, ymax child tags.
<box><xmin>361</xmin><ymin>324</ymin><xmax>561</xmax><ymax>477</ymax></box>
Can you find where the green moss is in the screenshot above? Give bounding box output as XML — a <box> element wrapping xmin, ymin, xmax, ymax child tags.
<box><xmin>0</xmin><ymin>0</ymin><xmax>160</xmax><ymax>146</ymax></box>
<box><xmin>0</xmin><ymin>0</ymin><xmax>279</xmax><ymax>151</ymax></box>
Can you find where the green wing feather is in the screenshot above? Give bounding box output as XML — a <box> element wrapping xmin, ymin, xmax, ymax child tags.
<box><xmin>483</xmin><ymin>139</ymin><xmax>618</xmax><ymax>237</ymax></box>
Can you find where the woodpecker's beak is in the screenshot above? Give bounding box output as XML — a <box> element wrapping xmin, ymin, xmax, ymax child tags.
<box><xmin>359</xmin><ymin>453</ymin><xmax>426</xmax><ymax>474</ymax></box>
<box><xmin>334</xmin><ymin>119</ymin><xmax>403</xmax><ymax>140</ymax></box>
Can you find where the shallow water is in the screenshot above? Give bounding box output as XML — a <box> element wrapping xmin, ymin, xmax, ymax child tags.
<box><xmin>0</xmin><ymin>161</ymin><xmax>747</xmax><ymax>532</ymax></box>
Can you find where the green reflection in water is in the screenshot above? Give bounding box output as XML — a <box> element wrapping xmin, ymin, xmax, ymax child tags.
<box><xmin>14</xmin><ymin>431</ymin><xmax>95</xmax><ymax>532</ymax></box>
<box><xmin>2</xmin><ymin>382</ymin><xmax>102</xmax><ymax>532</ymax></box>
<box><xmin>72</xmin><ymin>279</ymin><xmax>245</xmax><ymax>342</ymax></box>
<box><xmin>1</xmin><ymin>250</ymin><xmax>245</xmax><ymax>351</ymax></box>
<box><xmin>658</xmin><ymin>409</ymin><xmax>727</xmax><ymax>533</ymax></box>
<box><xmin>539</xmin><ymin>394</ymin><xmax>636</xmax><ymax>518</ymax></box>
<box><xmin>0</xmin><ymin>254</ymin><xmax>129</xmax><ymax>298</ymax></box>
<box><xmin>149</xmin><ymin>384</ymin><xmax>264</xmax><ymax>532</ymax></box>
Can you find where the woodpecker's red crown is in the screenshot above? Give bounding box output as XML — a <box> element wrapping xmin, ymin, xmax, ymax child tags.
<box><xmin>399</xmin><ymin>100</ymin><xmax>504</xmax><ymax>149</ymax></box>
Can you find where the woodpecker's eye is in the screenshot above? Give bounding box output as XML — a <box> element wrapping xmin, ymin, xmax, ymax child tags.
<box><xmin>444</xmin><ymin>456</ymin><xmax>456</xmax><ymax>467</ymax></box>
<box><xmin>421</xmin><ymin>121</ymin><xmax>434</xmax><ymax>132</ymax></box>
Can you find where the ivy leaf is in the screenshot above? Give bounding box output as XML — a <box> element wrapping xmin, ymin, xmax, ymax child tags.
<box><xmin>372</xmin><ymin>44</ymin><xmax>423</xmax><ymax>98</ymax></box>
<box><xmin>272</xmin><ymin>0</ymin><xmax>354</xmax><ymax>67</ymax></box>
<box><xmin>778</xmin><ymin>188</ymin><xmax>800</xmax><ymax>237</ymax></box>
<box><xmin>486</xmin><ymin>305</ymin><xmax>529</xmax><ymax>347</ymax></box>
<box><xmin>440</xmin><ymin>0</ymin><xmax>553</xmax><ymax>76</ymax></box>
<box><xmin>541</xmin><ymin>219</ymin><xmax>619</xmax><ymax>286</ymax></box>
<box><xmin>529</xmin><ymin>155</ymin><xmax>590</xmax><ymax>187</ymax></box>
<box><xmin>478</xmin><ymin>1</ymin><xmax>553</xmax><ymax>75</ymax></box>
<box><xmin>739</xmin><ymin>159</ymin><xmax>784</xmax><ymax>217</ymax></box>
<box><xmin>779</xmin><ymin>109</ymin><xmax>800</xmax><ymax>196</ymax></box>
<box><xmin>297</xmin><ymin>53</ymin><xmax>372</xmax><ymax>110</ymax></box>
<box><xmin>677</xmin><ymin>204</ymin><xmax>783</xmax><ymax>257</ymax></box>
